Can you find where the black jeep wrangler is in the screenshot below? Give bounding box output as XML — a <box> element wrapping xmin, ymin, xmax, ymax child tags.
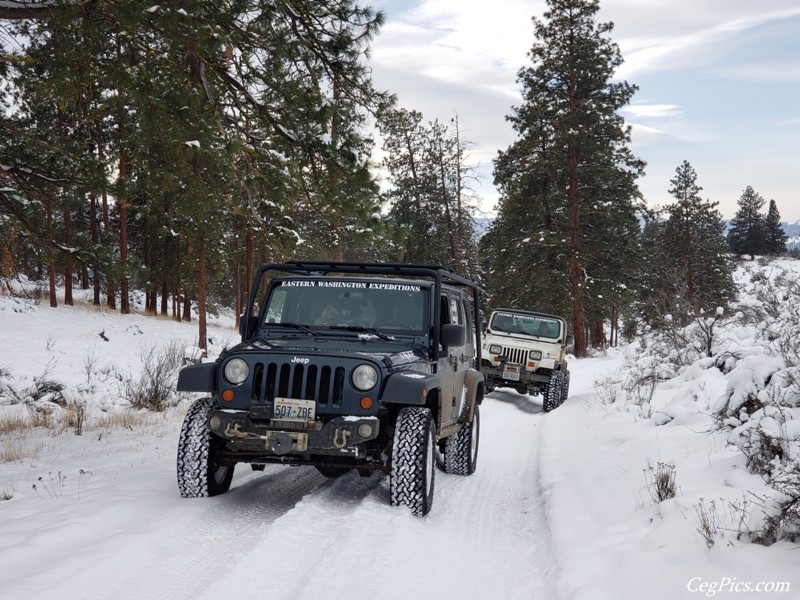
<box><xmin>176</xmin><ymin>262</ymin><xmax>484</xmax><ymax>516</ymax></box>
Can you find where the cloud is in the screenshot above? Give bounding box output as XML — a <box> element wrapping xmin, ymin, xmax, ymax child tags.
<box><xmin>612</xmin><ymin>6</ymin><xmax>800</xmax><ymax>79</ymax></box>
<box><xmin>624</xmin><ymin>105</ymin><xmax>682</xmax><ymax>119</ymax></box>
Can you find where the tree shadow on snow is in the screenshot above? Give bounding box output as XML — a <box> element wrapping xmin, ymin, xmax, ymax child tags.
<box><xmin>486</xmin><ymin>387</ymin><xmax>543</xmax><ymax>414</ymax></box>
<box><xmin>222</xmin><ymin>463</ymin><xmax>385</xmax><ymax>518</ymax></box>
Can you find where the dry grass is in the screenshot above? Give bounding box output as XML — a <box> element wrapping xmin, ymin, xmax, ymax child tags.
<box><xmin>0</xmin><ymin>406</ymin><xmax>172</xmax><ymax>463</ymax></box>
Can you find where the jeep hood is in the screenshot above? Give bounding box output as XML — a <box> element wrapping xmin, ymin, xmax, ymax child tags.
<box><xmin>225</xmin><ymin>338</ymin><xmax>428</xmax><ymax>366</ymax></box>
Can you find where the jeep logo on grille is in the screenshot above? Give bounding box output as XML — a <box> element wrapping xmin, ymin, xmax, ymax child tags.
<box><xmin>291</xmin><ymin>356</ymin><xmax>310</xmax><ymax>364</ymax></box>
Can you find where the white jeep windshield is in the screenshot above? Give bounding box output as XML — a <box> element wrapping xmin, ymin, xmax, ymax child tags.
<box><xmin>264</xmin><ymin>279</ymin><xmax>429</xmax><ymax>334</ymax></box>
<box><xmin>490</xmin><ymin>312</ymin><xmax>561</xmax><ymax>340</ymax></box>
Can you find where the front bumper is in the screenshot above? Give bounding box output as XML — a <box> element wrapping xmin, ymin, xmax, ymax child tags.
<box><xmin>482</xmin><ymin>362</ymin><xmax>550</xmax><ymax>385</ymax></box>
<box><xmin>207</xmin><ymin>409</ymin><xmax>380</xmax><ymax>457</ymax></box>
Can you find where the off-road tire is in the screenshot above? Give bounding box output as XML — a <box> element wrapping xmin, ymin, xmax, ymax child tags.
<box><xmin>562</xmin><ymin>369</ymin><xmax>571</xmax><ymax>404</ymax></box>
<box><xmin>390</xmin><ymin>407</ymin><xmax>436</xmax><ymax>516</ymax></box>
<box><xmin>177</xmin><ymin>397</ymin><xmax>235</xmax><ymax>497</ymax></box>
<box><xmin>543</xmin><ymin>371</ymin><xmax>564</xmax><ymax>413</ymax></box>
<box><xmin>443</xmin><ymin>405</ymin><xmax>480</xmax><ymax>475</ymax></box>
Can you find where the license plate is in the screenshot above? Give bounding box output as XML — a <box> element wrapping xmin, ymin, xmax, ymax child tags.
<box><xmin>273</xmin><ymin>398</ymin><xmax>316</xmax><ymax>421</ymax></box>
<box><xmin>503</xmin><ymin>365</ymin><xmax>520</xmax><ymax>381</ymax></box>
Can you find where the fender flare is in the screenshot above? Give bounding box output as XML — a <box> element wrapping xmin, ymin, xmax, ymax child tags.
<box><xmin>176</xmin><ymin>362</ymin><xmax>216</xmax><ymax>393</ymax></box>
<box><xmin>462</xmin><ymin>368</ymin><xmax>485</xmax><ymax>422</ymax></box>
<box><xmin>381</xmin><ymin>371</ymin><xmax>440</xmax><ymax>406</ymax></box>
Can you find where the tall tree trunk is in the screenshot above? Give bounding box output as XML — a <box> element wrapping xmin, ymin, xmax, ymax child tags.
<box><xmin>1</xmin><ymin>231</ymin><xmax>14</xmax><ymax>282</ymax></box>
<box><xmin>117</xmin><ymin>153</ymin><xmax>130</xmax><ymax>314</ymax></box>
<box><xmin>160</xmin><ymin>278</ymin><xmax>168</xmax><ymax>315</ymax></box>
<box><xmin>183</xmin><ymin>292</ymin><xmax>191</xmax><ymax>322</ymax></box>
<box><xmin>77</xmin><ymin>198</ymin><xmax>89</xmax><ymax>290</ymax></box>
<box><xmin>567</xmin><ymin>149</ymin><xmax>586</xmax><ymax>357</ymax></box>
<box><xmin>89</xmin><ymin>194</ymin><xmax>100</xmax><ymax>306</ymax></box>
<box><xmin>453</xmin><ymin>114</ymin><xmax>464</xmax><ymax>269</ymax></box>
<box><xmin>63</xmin><ymin>206</ymin><xmax>73</xmax><ymax>305</ymax></box>
<box><xmin>198</xmin><ymin>230</ymin><xmax>208</xmax><ymax>357</ymax></box>
<box><xmin>592</xmin><ymin>320</ymin><xmax>605</xmax><ymax>349</ymax></box>
<box><xmin>98</xmin><ymin>143</ymin><xmax>116</xmax><ymax>310</ymax></box>
<box><xmin>115</xmin><ymin>30</ymin><xmax>129</xmax><ymax>314</ymax></box>
<box><xmin>246</xmin><ymin>225</ymin><xmax>253</xmax><ymax>295</ymax></box>
<box><xmin>438</xmin><ymin>148</ymin><xmax>458</xmax><ymax>266</ymax></box>
<box><xmin>46</xmin><ymin>196</ymin><xmax>57</xmax><ymax>308</ymax></box>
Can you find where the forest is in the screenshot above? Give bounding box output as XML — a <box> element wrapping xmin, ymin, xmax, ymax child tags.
<box><xmin>0</xmin><ymin>0</ymin><xmax>791</xmax><ymax>357</ymax></box>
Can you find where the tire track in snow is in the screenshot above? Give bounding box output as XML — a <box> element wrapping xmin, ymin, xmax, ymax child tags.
<box><xmin>204</xmin><ymin>391</ymin><xmax>561</xmax><ymax>600</ymax></box>
<box><xmin>6</xmin><ymin>466</ymin><xmax>333</xmax><ymax>600</ymax></box>
<box><xmin>4</xmin><ymin>392</ymin><xmax>561</xmax><ymax>600</ymax></box>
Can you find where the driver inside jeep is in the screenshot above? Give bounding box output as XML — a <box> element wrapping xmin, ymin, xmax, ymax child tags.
<box><xmin>314</xmin><ymin>302</ymin><xmax>341</xmax><ymax>325</ymax></box>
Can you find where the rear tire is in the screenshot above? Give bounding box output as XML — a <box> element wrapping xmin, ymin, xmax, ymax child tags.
<box><xmin>177</xmin><ymin>398</ymin><xmax>235</xmax><ymax>497</ymax></box>
<box><xmin>443</xmin><ymin>405</ymin><xmax>480</xmax><ymax>476</ymax></box>
<box><xmin>390</xmin><ymin>407</ymin><xmax>436</xmax><ymax>516</ymax></box>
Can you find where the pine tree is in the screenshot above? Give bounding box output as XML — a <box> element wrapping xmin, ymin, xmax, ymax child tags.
<box><xmin>2</xmin><ymin>0</ymin><xmax>391</xmax><ymax>353</ymax></box>
<box><xmin>488</xmin><ymin>0</ymin><xmax>644</xmax><ymax>356</ymax></box>
<box><xmin>378</xmin><ymin>107</ymin><xmax>480</xmax><ymax>274</ymax></box>
<box><xmin>657</xmin><ymin>160</ymin><xmax>735</xmax><ymax>320</ymax></box>
<box><xmin>763</xmin><ymin>199</ymin><xmax>788</xmax><ymax>256</ymax></box>
<box><xmin>727</xmin><ymin>185</ymin><xmax>765</xmax><ymax>259</ymax></box>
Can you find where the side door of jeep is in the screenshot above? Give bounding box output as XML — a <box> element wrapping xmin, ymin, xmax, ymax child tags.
<box><xmin>439</xmin><ymin>291</ymin><xmax>469</xmax><ymax>426</ymax></box>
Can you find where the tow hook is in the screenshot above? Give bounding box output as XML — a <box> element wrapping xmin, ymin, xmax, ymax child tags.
<box><xmin>333</xmin><ymin>427</ymin><xmax>352</xmax><ymax>449</ymax></box>
<box><xmin>224</xmin><ymin>422</ymin><xmax>249</xmax><ymax>439</ymax></box>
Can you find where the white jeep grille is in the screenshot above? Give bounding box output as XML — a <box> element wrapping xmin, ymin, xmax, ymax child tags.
<box><xmin>499</xmin><ymin>347</ymin><xmax>527</xmax><ymax>366</ymax></box>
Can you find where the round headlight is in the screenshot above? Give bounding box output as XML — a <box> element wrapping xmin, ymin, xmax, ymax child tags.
<box><xmin>352</xmin><ymin>364</ymin><xmax>378</xmax><ymax>391</ymax></box>
<box><xmin>224</xmin><ymin>358</ymin><xmax>249</xmax><ymax>385</ymax></box>
<box><xmin>489</xmin><ymin>344</ymin><xmax>502</xmax><ymax>354</ymax></box>
<box><xmin>529</xmin><ymin>350</ymin><xmax>542</xmax><ymax>360</ymax></box>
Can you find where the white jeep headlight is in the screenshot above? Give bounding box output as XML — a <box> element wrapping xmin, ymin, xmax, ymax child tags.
<box><xmin>529</xmin><ymin>350</ymin><xmax>542</xmax><ymax>360</ymax></box>
<box><xmin>489</xmin><ymin>344</ymin><xmax>502</xmax><ymax>354</ymax></box>
<box><xmin>224</xmin><ymin>358</ymin><xmax>249</xmax><ymax>385</ymax></box>
<box><xmin>352</xmin><ymin>364</ymin><xmax>378</xmax><ymax>391</ymax></box>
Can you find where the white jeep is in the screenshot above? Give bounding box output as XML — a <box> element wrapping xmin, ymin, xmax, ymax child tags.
<box><xmin>481</xmin><ymin>309</ymin><xmax>570</xmax><ymax>411</ymax></box>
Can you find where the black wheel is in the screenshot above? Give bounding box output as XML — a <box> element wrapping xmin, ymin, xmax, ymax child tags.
<box><xmin>562</xmin><ymin>369</ymin><xmax>571</xmax><ymax>405</ymax></box>
<box><xmin>177</xmin><ymin>398</ymin><xmax>235</xmax><ymax>497</ymax></box>
<box><xmin>390</xmin><ymin>407</ymin><xmax>436</xmax><ymax>516</ymax></box>
<box><xmin>315</xmin><ymin>464</ymin><xmax>352</xmax><ymax>478</ymax></box>
<box><xmin>543</xmin><ymin>371</ymin><xmax>564</xmax><ymax>413</ymax></box>
<box><xmin>443</xmin><ymin>405</ymin><xmax>480</xmax><ymax>475</ymax></box>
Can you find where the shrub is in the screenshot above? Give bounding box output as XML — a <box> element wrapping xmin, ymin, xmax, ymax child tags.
<box><xmin>122</xmin><ymin>339</ymin><xmax>186</xmax><ymax>411</ymax></box>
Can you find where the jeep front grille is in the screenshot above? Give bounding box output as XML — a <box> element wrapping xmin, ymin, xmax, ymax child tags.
<box><xmin>500</xmin><ymin>347</ymin><xmax>527</xmax><ymax>366</ymax></box>
<box><xmin>251</xmin><ymin>362</ymin><xmax>345</xmax><ymax>406</ymax></box>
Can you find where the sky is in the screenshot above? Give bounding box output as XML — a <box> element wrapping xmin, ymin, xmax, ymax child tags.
<box><xmin>368</xmin><ymin>0</ymin><xmax>800</xmax><ymax>222</ymax></box>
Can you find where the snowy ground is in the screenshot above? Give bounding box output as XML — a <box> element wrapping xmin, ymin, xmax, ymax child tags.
<box><xmin>0</xmin><ymin>284</ymin><xmax>797</xmax><ymax>599</ymax></box>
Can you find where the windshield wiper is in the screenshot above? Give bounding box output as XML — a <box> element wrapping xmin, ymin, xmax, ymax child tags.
<box><xmin>329</xmin><ymin>325</ymin><xmax>394</xmax><ymax>341</ymax></box>
<box><xmin>272</xmin><ymin>322</ymin><xmax>315</xmax><ymax>336</ymax></box>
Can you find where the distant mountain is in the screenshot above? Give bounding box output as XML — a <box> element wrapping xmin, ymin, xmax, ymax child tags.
<box><xmin>473</xmin><ymin>217</ymin><xmax>494</xmax><ymax>238</ymax></box>
<box><xmin>784</xmin><ymin>221</ymin><xmax>800</xmax><ymax>250</ymax></box>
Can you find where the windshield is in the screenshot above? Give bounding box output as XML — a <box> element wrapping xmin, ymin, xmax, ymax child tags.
<box><xmin>263</xmin><ymin>279</ymin><xmax>429</xmax><ymax>335</ymax></box>
<box><xmin>490</xmin><ymin>312</ymin><xmax>562</xmax><ymax>340</ymax></box>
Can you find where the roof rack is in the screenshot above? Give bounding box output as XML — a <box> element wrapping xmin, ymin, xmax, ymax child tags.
<box><xmin>257</xmin><ymin>262</ymin><xmax>477</xmax><ymax>290</ymax></box>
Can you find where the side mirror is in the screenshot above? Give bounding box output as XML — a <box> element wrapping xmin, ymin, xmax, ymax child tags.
<box><xmin>441</xmin><ymin>324</ymin><xmax>466</xmax><ymax>349</ymax></box>
<box><xmin>240</xmin><ymin>314</ymin><xmax>258</xmax><ymax>339</ymax></box>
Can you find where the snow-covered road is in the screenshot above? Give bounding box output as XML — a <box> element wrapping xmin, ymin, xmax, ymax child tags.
<box><xmin>2</xmin><ymin>294</ymin><xmax>796</xmax><ymax>600</ymax></box>
<box><xmin>1</xmin><ymin>387</ymin><xmax>565</xmax><ymax>600</ymax></box>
